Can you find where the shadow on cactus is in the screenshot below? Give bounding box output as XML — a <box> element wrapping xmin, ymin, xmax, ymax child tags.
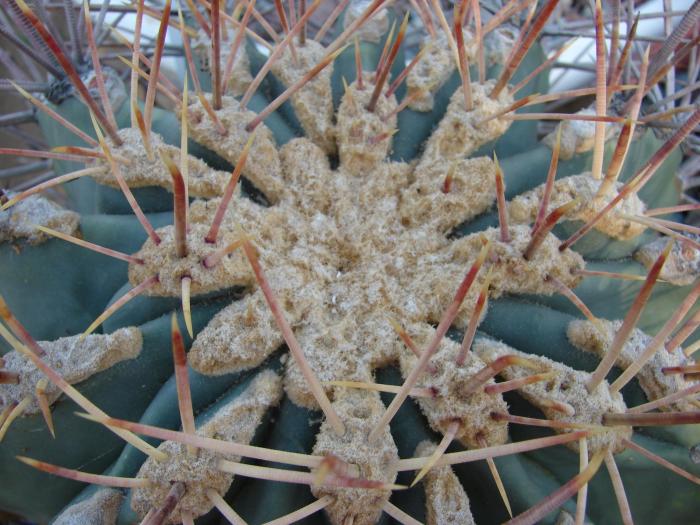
<box><xmin>0</xmin><ymin>1</ymin><xmax>699</xmax><ymax>524</ymax></box>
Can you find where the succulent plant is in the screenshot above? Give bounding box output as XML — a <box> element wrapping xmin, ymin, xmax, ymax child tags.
<box><xmin>0</xmin><ymin>1</ymin><xmax>699</xmax><ymax>525</ymax></box>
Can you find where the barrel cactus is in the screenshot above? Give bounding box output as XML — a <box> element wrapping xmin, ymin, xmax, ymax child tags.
<box><xmin>0</xmin><ymin>1</ymin><xmax>699</xmax><ymax>524</ymax></box>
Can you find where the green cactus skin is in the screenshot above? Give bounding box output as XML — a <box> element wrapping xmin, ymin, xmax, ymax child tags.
<box><xmin>0</xmin><ymin>4</ymin><xmax>699</xmax><ymax>525</ymax></box>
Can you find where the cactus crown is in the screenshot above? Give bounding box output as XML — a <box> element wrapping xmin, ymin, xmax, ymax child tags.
<box><xmin>0</xmin><ymin>1</ymin><xmax>699</xmax><ymax>524</ymax></box>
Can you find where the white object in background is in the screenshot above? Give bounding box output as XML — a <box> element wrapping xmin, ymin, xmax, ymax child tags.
<box><xmin>549</xmin><ymin>0</ymin><xmax>693</xmax><ymax>92</ymax></box>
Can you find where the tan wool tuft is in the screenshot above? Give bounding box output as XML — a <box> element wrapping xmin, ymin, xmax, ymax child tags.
<box><xmin>336</xmin><ymin>78</ymin><xmax>398</xmax><ymax>176</ymax></box>
<box><xmin>271</xmin><ymin>40</ymin><xmax>336</xmax><ymax>153</ymax></box>
<box><xmin>568</xmin><ymin>319</ymin><xmax>700</xmax><ymax>412</ymax></box>
<box><xmin>96</xmin><ymin>128</ymin><xmax>231</xmax><ymax>198</ymax></box>
<box><xmin>415</xmin><ymin>441</ymin><xmax>476</xmax><ymax>525</ymax></box>
<box><xmin>406</xmin><ymin>30</ymin><xmax>475</xmax><ymax>112</ymax></box>
<box><xmin>417</xmin><ymin>80</ymin><xmax>513</xmax><ymax>172</ymax></box>
<box><xmin>398</xmin><ymin>323</ymin><xmax>509</xmax><ymax>449</ymax></box>
<box><xmin>508</xmin><ymin>173</ymin><xmax>646</xmax><ymax>240</ymax></box>
<box><xmin>129</xmin><ymin>223</ymin><xmax>253</xmax><ymax>296</ymax></box>
<box><xmin>1</xmin><ymin>327</ymin><xmax>142</xmax><ymax>414</ymax></box>
<box><xmin>1</xmin><ymin>193</ymin><xmax>79</xmax><ymax>244</ymax></box>
<box><xmin>311</xmin><ymin>389</ymin><xmax>398</xmax><ymax>525</ymax></box>
<box><xmin>131</xmin><ymin>370</ymin><xmax>282</xmax><ymax>523</ymax></box>
<box><xmin>474</xmin><ymin>337</ymin><xmax>631</xmax><ymax>454</ymax></box>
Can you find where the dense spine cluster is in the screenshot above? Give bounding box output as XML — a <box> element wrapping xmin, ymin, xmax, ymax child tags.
<box><xmin>0</xmin><ymin>1</ymin><xmax>699</xmax><ymax>524</ymax></box>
